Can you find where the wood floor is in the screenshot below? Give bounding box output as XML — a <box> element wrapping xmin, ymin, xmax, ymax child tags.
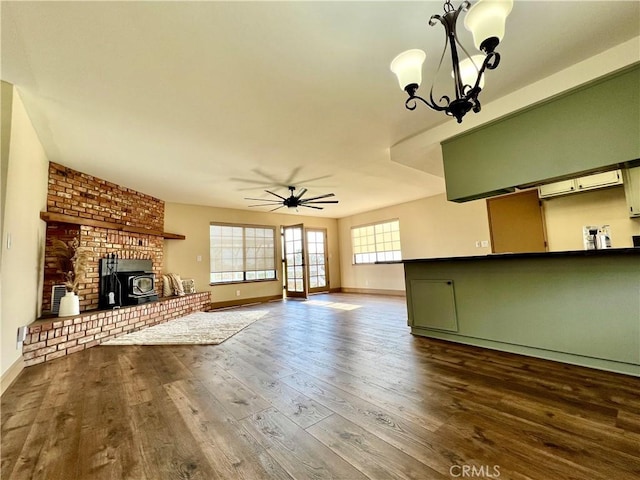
<box><xmin>2</xmin><ymin>293</ymin><xmax>639</xmax><ymax>480</ymax></box>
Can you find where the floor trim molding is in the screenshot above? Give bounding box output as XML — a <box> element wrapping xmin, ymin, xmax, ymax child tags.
<box><xmin>1</xmin><ymin>356</ymin><xmax>25</xmax><ymax>397</ymax></box>
<box><xmin>340</xmin><ymin>287</ymin><xmax>406</xmax><ymax>297</ymax></box>
<box><xmin>210</xmin><ymin>294</ymin><xmax>283</xmax><ymax>310</ymax></box>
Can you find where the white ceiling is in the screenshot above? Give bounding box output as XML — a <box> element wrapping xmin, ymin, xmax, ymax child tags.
<box><xmin>2</xmin><ymin>1</ymin><xmax>639</xmax><ymax>218</ymax></box>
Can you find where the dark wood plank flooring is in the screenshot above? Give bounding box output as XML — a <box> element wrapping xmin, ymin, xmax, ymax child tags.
<box><xmin>2</xmin><ymin>293</ymin><xmax>639</xmax><ymax>479</ymax></box>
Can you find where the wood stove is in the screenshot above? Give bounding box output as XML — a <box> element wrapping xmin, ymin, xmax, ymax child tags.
<box><xmin>99</xmin><ymin>257</ymin><xmax>158</xmax><ymax>308</ymax></box>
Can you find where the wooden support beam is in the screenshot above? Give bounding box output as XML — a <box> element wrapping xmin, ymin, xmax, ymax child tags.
<box><xmin>40</xmin><ymin>211</ymin><xmax>186</xmax><ymax>240</ymax></box>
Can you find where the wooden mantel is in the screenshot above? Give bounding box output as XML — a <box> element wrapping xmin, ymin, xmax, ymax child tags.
<box><xmin>40</xmin><ymin>211</ymin><xmax>186</xmax><ymax>240</ymax></box>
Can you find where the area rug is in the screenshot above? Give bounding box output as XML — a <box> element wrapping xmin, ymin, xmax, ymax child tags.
<box><xmin>101</xmin><ymin>309</ymin><xmax>269</xmax><ymax>346</ymax></box>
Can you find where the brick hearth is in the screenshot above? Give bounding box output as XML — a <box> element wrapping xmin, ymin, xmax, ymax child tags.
<box><xmin>23</xmin><ymin>292</ymin><xmax>210</xmax><ymax>366</ymax></box>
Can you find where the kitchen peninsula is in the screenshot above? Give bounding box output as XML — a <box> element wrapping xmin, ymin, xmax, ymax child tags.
<box><xmin>404</xmin><ymin>248</ymin><xmax>640</xmax><ymax>376</ymax></box>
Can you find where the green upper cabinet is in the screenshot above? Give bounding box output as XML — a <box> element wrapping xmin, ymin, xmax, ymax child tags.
<box><xmin>442</xmin><ymin>65</ymin><xmax>640</xmax><ymax>202</ymax></box>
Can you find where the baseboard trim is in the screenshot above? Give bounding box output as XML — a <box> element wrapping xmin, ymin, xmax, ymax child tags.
<box><xmin>411</xmin><ymin>328</ymin><xmax>640</xmax><ymax>377</ymax></box>
<box><xmin>340</xmin><ymin>287</ymin><xmax>406</xmax><ymax>297</ymax></box>
<box><xmin>1</xmin><ymin>356</ymin><xmax>25</xmax><ymax>396</ymax></box>
<box><xmin>209</xmin><ymin>289</ymin><xmax>405</xmax><ymax>309</ymax></box>
<box><xmin>210</xmin><ymin>294</ymin><xmax>283</xmax><ymax>310</ymax></box>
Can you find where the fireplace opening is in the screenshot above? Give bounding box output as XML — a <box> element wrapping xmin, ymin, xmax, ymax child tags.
<box><xmin>99</xmin><ymin>256</ymin><xmax>158</xmax><ymax>309</ymax></box>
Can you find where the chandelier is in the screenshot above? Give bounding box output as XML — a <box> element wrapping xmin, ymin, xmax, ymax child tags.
<box><xmin>390</xmin><ymin>0</ymin><xmax>513</xmax><ymax>123</ymax></box>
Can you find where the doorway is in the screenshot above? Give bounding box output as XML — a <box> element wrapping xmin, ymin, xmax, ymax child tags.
<box><xmin>283</xmin><ymin>224</ymin><xmax>307</xmax><ymax>298</ymax></box>
<box><xmin>306</xmin><ymin>228</ymin><xmax>329</xmax><ymax>294</ymax></box>
<box><xmin>486</xmin><ymin>189</ymin><xmax>547</xmax><ymax>253</ymax></box>
<box><xmin>282</xmin><ymin>225</ymin><xmax>330</xmax><ymax>298</ymax></box>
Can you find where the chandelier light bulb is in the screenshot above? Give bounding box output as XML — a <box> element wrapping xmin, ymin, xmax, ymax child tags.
<box><xmin>453</xmin><ymin>55</ymin><xmax>486</xmax><ymax>89</ymax></box>
<box><xmin>464</xmin><ymin>0</ymin><xmax>514</xmax><ymax>53</ymax></box>
<box><xmin>390</xmin><ymin>49</ymin><xmax>427</xmax><ymax>92</ymax></box>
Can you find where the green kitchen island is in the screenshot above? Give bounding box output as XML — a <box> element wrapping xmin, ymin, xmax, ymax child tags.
<box><xmin>404</xmin><ymin>248</ymin><xmax>640</xmax><ymax>376</ymax></box>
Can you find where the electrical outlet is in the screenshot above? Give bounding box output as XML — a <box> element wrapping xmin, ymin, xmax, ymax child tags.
<box><xmin>481</xmin><ymin>240</ymin><xmax>489</xmax><ymax>247</ymax></box>
<box><xmin>236</xmin><ymin>290</ymin><xmax>240</xmax><ymax>297</ymax></box>
<box><xmin>475</xmin><ymin>240</ymin><xmax>481</xmax><ymax>248</ymax></box>
<box><xmin>196</xmin><ymin>255</ymin><xmax>202</xmax><ymax>262</ymax></box>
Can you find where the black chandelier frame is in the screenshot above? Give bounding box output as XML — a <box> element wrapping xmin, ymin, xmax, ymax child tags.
<box><xmin>403</xmin><ymin>0</ymin><xmax>502</xmax><ymax>123</ymax></box>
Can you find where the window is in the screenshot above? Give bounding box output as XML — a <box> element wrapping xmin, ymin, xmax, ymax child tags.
<box><xmin>351</xmin><ymin>219</ymin><xmax>401</xmax><ymax>264</ymax></box>
<box><xmin>210</xmin><ymin>224</ymin><xmax>276</xmax><ymax>284</ymax></box>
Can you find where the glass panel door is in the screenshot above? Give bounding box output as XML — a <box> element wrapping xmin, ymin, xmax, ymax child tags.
<box><xmin>283</xmin><ymin>224</ymin><xmax>307</xmax><ymax>298</ymax></box>
<box><xmin>306</xmin><ymin>228</ymin><xmax>329</xmax><ymax>294</ymax></box>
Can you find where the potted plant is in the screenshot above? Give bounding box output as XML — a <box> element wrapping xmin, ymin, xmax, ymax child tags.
<box><xmin>52</xmin><ymin>237</ymin><xmax>89</xmax><ymax>316</ymax></box>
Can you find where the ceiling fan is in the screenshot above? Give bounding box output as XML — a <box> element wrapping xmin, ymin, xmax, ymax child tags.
<box><xmin>245</xmin><ymin>186</ymin><xmax>338</xmax><ymax>212</ymax></box>
<box><xmin>231</xmin><ymin>167</ymin><xmax>333</xmax><ymax>191</ymax></box>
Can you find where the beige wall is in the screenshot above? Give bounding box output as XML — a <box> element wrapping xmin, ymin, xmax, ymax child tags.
<box><xmin>338</xmin><ymin>193</ymin><xmax>492</xmax><ymax>292</ymax></box>
<box><xmin>164</xmin><ymin>203</ymin><xmax>341</xmax><ymax>303</ymax></box>
<box><xmin>1</xmin><ymin>81</ymin><xmax>13</xmax><ymax>249</ymax></box>
<box><xmin>543</xmin><ymin>186</ymin><xmax>640</xmax><ymax>251</ymax></box>
<box><xmin>1</xmin><ymin>87</ymin><xmax>49</xmax><ymax>384</ymax></box>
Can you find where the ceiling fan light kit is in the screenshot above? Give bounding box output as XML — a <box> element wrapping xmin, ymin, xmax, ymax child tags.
<box><xmin>390</xmin><ymin>0</ymin><xmax>513</xmax><ymax>123</ymax></box>
<box><xmin>246</xmin><ymin>186</ymin><xmax>339</xmax><ymax>212</ymax></box>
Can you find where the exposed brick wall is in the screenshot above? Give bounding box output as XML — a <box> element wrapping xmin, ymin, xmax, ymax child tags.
<box><xmin>23</xmin><ymin>292</ymin><xmax>211</xmax><ymax>366</ymax></box>
<box><xmin>43</xmin><ymin>162</ymin><xmax>166</xmax><ymax>312</ymax></box>
<box><xmin>46</xmin><ymin>162</ymin><xmax>164</xmax><ymax>230</ymax></box>
<box><xmin>77</xmin><ymin>226</ymin><xmax>164</xmax><ymax>310</ymax></box>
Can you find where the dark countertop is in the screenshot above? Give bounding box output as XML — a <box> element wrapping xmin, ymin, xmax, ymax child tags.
<box><xmin>402</xmin><ymin>248</ymin><xmax>640</xmax><ymax>264</ymax></box>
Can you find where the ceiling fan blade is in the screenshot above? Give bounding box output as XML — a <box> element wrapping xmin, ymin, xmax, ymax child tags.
<box><xmin>244</xmin><ymin>197</ymin><xmax>282</xmax><ymax>203</ymax></box>
<box><xmin>265</xmin><ymin>190</ymin><xmax>287</xmax><ymax>200</ymax></box>
<box><xmin>269</xmin><ymin>205</ymin><xmax>285</xmax><ymax>212</ymax></box>
<box><xmin>301</xmin><ymin>205</ymin><xmax>323</xmax><ymax>210</ymax></box>
<box><xmin>283</xmin><ymin>166</ymin><xmax>302</xmax><ymax>185</ymax></box>
<box><xmin>296</xmin><ymin>188</ymin><xmax>308</xmax><ymax>200</ymax></box>
<box><xmin>302</xmin><ymin>200</ymin><xmax>339</xmax><ymax>204</ymax></box>
<box><xmin>235</xmin><ymin>169</ymin><xmax>333</xmax><ymax>192</ymax></box>
<box><xmin>248</xmin><ymin>203</ymin><xmax>283</xmax><ymax>207</ymax></box>
<box><xmin>237</xmin><ymin>184</ymin><xmax>279</xmax><ymax>191</ymax></box>
<box><xmin>253</xmin><ymin>168</ymin><xmax>283</xmax><ymax>185</ymax></box>
<box><xmin>300</xmin><ymin>193</ymin><xmax>335</xmax><ymax>202</ymax></box>
<box><xmin>294</xmin><ymin>174</ymin><xmax>333</xmax><ymax>185</ymax></box>
<box><xmin>231</xmin><ymin>177</ymin><xmax>278</xmax><ymax>186</ymax></box>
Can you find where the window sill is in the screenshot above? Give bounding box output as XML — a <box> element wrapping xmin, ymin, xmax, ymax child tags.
<box><xmin>374</xmin><ymin>260</ymin><xmax>403</xmax><ymax>264</ymax></box>
<box><xmin>209</xmin><ymin>278</ymin><xmax>279</xmax><ymax>286</ymax></box>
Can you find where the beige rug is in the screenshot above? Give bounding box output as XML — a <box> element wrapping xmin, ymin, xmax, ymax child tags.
<box><xmin>102</xmin><ymin>309</ymin><xmax>269</xmax><ymax>346</ymax></box>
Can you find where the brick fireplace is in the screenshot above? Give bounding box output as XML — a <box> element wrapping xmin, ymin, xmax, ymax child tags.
<box><xmin>43</xmin><ymin>162</ymin><xmax>165</xmax><ymax>312</ymax></box>
<box><xmin>24</xmin><ymin>162</ymin><xmax>209</xmax><ymax>367</ymax></box>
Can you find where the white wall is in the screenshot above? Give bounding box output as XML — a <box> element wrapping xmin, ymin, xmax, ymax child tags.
<box><xmin>1</xmin><ymin>87</ymin><xmax>49</xmax><ymax>385</ymax></box>
<box><xmin>338</xmin><ymin>193</ymin><xmax>492</xmax><ymax>293</ymax></box>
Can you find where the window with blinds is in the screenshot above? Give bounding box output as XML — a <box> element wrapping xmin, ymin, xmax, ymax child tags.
<box><xmin>210</xmin><ymin>224</ymin><xmax>276</xmax><ymax>284</ymax></box>
<box><xmin>351</xmin><ymin>219</ymin><xmax>401</xmax><ymax>264</ymax></box>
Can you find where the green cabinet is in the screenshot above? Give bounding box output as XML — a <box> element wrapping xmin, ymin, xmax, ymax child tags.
<box><xmin>407</xmin><ymin>279</ymin><xmax>458</xmax><ymax>332</ymax></box>
<box><xmin>442</xmin><ymin>65</ymin><xmax>640</xmax><ymax>202</ymax></box>
<box><xmin>404</xmin><ymin>251</ymin><xmax>640</xmax><ymax>376</ymax></box>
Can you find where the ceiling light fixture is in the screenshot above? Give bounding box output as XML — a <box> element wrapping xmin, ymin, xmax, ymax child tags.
<box><xmin>390</xmin><ymin>0</ymin><xmax>513</xmax><ymax>123</ymax></box>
